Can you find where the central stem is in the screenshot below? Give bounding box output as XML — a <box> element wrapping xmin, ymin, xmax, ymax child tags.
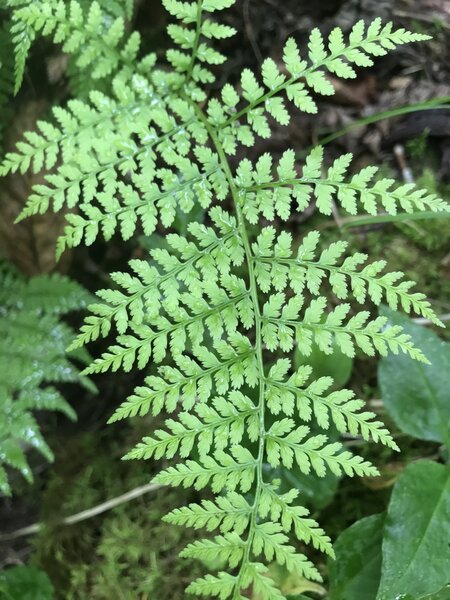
<box><xmin>192</xmin><ymin>103</ymin><xmax>266</xmax><ymax>597</ymax></box>
<box><xmin>185</xmin><ymin>0</ymin><xmax>204</xmax><ymax>85</ymax></box>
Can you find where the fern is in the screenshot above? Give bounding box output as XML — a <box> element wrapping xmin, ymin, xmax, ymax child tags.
<box><xmin>0</xmin><ymin>264</ymin><xmax>92</xmax><ymax>495</ymax></box>
<box><xmin>0</xmin><ymin>23</ymin><xmax>15</xmax><ymax>144</ymax></box>
<box><xmin>3</xmin><ymin>0</ymin><xmax>449</xmax><ymax>596</ymax></box>
<box><xmin>2</xmin><ymin>0</ymin><xmax>142</xmax><ymax>96</ymax></box>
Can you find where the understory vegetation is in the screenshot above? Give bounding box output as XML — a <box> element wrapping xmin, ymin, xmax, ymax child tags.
<box><xmin>0</xmin><ymin>1</ymin><xmax>449</xmax><ymax>599</ymax></box>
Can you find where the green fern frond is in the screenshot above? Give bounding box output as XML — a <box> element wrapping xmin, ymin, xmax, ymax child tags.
<box><xmin>2</xmin><ymin>0</ymin><xmax>448</xmax><ymax>596</ymax></box>
<box><xmin>0</xmin><ymin>76</ymin><xmax>158</xmax><ymax>177</ymax></box>
<box><xmin>164</xmin><ymin>492</ymin><xmax>252</xmax><ymax>535</ymax></box>
<box><xmin>237</xmin><ymin>148</ymin><xmax>449</xmax><ymax>221</ymax></box>
<box><xmin>109</xmin><ymin>334</ymin><xmax>257</xmax><ymax>421</ymax></box>
<box><xmin>83</xmin><ymin>274</ymin><xmax>253</xmax><ymax>375</ymax></box>
<box><xmin>252</xmin><ymin>226</ymin><xmax>442</xmax><ymax>325</ymax></box>
<box><xmin>154</xmin><ymin>445</ymin><xmax>256</xmax><ymax>493</ymax></box>
<box><xmin>261</xmin><ymin>294</ymin><xmax>428</xmax><ymax>361</ymax></box>
<box><xmin>260</xmin><ymin>486</ymin><xmax>334</xmax><ymax>556</ymax></box>
<box><xmin>0</xmin><ymin>270</ymin><xmax>91</xmax><ymax>313</ymax></box>
<box><xmin>0</xmin><ymin>265</ymin><xmax>91</xmax><ymax>495</ymax></box>
<box><xmin>124</xmin><ymin>391</ymin><xmax>258</xmax><ymax>460</ymax></box>
<box><xmin>265</xmin><ymin>360</ymin><xmax>398</xmax><ymax>449</ymax></box>
<box><xmin>8</xmin><ymin>0</ymin><xmax>144</xmax><ymax>92</ymax></box>
<box><xmin>70</xmin><ymin>208</ymin><xmax>241</xmax><ymax>349</ymax></box>
<box><xmin>210</xmin><ymin>20</ymin><xmax>430</xmax><ymax>152</ymax></box>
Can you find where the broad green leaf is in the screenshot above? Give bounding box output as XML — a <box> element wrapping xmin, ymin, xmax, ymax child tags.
<box><xmin>418</xmin><ymin>586</ymin><xmax>450</xmax><ymax>600</ymax></box>
<box><xmin>399</xmin><ymin>587</ymin><xmax>450</xmax><ymax>600</ymax></box>
<box><xmin>328</xmin><ymin>514</ymin><xmax>383</xmax><ymax>600</ymax></box>
<box><xmin>377</xmin><ymin>461</ymin><xmax>450</xmax><ymax>600</ymax></box>
<box><xmin>378</xmin><ymin>308</ymin><xmax>450</xmax><ymax>448</ymax></box>
<box><xmin>294</xmin><ymin>340</ymin><xmax>353</xmax><ymax>389</ymax></box>
<box><xmin>276</xmin><ymin>463</ymin><xmax>339</xmax><ymax>510</ymax></box>
<box><xmin>0</xmin><ymin>566</ymin><xmax>54</xmax><ymax>600</ymax></box>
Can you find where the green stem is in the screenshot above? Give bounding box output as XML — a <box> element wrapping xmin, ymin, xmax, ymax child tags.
<box><xmin>185</xmin><ymin>0</ymin><xmax>204</xmax><ymax>85</ymax></box>
<box><xmin>191</xmin><ymin>103</ymin><xmax>267</xmax><ymax>598</ymax></box>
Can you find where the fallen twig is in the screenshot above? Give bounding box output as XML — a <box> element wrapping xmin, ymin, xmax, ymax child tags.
<box><xmin>0</xmin><ymin>482</ymin><xmax>163</xmax><ymax>542</ymax></box>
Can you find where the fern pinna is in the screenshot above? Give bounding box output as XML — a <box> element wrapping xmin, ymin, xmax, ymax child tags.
<box><xmin>2</xmin><ymin>0</ymin><xmax>449</xmax><ymax>596</ymax></box>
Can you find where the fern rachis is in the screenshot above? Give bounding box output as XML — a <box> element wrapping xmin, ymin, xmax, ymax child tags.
<box><xmin>3</xmin><ymin>0</ymin><xmax>449</xmax><ymax>597</ymax></box>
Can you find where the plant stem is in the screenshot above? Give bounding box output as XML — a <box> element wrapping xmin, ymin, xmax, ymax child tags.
<box><xmin>185</xmin><ymin>0</ymin><xmax>204</xmax><ymax>85</ymax></box>
<box><xmin>192</xmin><ymin>102</ymin><xmax>267</xmax><ymax>598</ymax></box>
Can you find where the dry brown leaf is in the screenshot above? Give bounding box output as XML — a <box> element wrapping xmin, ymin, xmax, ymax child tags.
<box><xmin>329</xmin><ymin>75</ymin><xmax>377</xmax><ymax>108</ymax></box>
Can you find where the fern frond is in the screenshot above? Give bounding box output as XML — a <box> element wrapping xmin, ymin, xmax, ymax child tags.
<box><xmin>164</xmin><ymin>492</ymin><xmax>252</xmax><ymax>534</ymax></box>
<box><xmin>181</xmin><ymin>532</ymin><xmax>245</xmax><ymax>568</ymax></box>
<box><xmin>0</xmin><ymin>270</ymin><xmax>91</xmax><ymax>314</ymax></box>
<box><xmin>251</xmin><ymin>521</ymin><xmax>320</xmax><ymax>580</ymax></box>
<box><xmin>161</xmin><ymin>0</ymin><xmax>236</xmax><ymax>101</ymax></box>
<box><xmin>124</xmin><ymin>391</ymin><xmax>258</xmax><ymax>460</ymax></box>
<box><xmin>56</xmin><ymin>152</ymin><xmax>229</xmax><ymax>253</ymax></box>
<box><xmin>110</xmin><ymin>334</ymin><xmax>257</xmax><ymax>421</ymax></box>
<box><xmin>0</xmin><ymin>76</ymin><xmax>158</xmax><ymax>176</ymax></box>
<box><xmin>9</xmin><ymin>14</ymin><xmax>34</xmax><ymax>94</ymax></box>
<box><xmin>154</xmin><ymin>446</ymin><xmax>256</xmax><ymax>493</ymax></box>
<box><xmin>213</xmin><ymin>20</ymin><xmax>430</xmax><ymax>152</ymax></box>
<box><xmin>11</xmin><ymin>0</ymin><xmax>143</xmax><ymax>84</ymax></box>
<box><xmin>0</xmin><ymin>266</ymin><xmax>90</xmax><ymax>495</ymax></box>
<box><xmin>253</xmin><ymin>227</ymin><xmax>442</xmax><ymax>326</ymax></box>
<box><xmin>261</xmin><ymin>294</ymin><xmax>428</xmax><ymax>362</ymax></box>
<box><xmin>264</xmin><ymin>360</ymin><xmax>397</xmax><ymax>449</ymax></box>
<box><xmin>83</xmin><ymin>275</ymin><xmax>253</xmax><ymax>374</ymax></box>
<box><xmin>186</xmin><ymin>571</ymin><xmax>238</xmax><ymax>599</ymax></box>
<box><xmin>259</xmin><ymin>486</ymin><xmax>334</xmax><ymax>557</ymax></box>
<box><xmin>3</xmin><ymin>1</ymin><xmax>448</xmax><ymax>597</ymax></box>
<box><xmin>237</xmin><ymin>148</ymin><xmax>449</xmax><ymax>221</ymax></box>
<box><xmin>70</xmin><ymin>210</ymin><xmax>241</xmax><ymax>349</ymax></box>
<box><xmin>264</xmin><ymin>419</ymin><xmax>378</xmax><ymax>477</ymax></box>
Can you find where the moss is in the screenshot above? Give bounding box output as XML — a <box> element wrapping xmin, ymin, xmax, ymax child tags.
<box><xmin>31</xmin><ymin>426</ymin><xmax>204</xmax><ymax>599</ymax></box>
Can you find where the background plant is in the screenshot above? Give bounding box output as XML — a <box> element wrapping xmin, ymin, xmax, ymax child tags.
<box><xmin>329</xmin><ymin>310</ymin><xmax>450</xmax><ymax>600</ymax></box>
<box><xmin>0</xmin><ymin>262</ymin><xmax>91</xmax><ymax>495</ymax></box>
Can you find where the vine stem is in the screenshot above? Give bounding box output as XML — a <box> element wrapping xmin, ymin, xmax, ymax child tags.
<box><xmin>192</xmin><ymin>102</ymin><xmax>267</xmax><ymax>598</ymax></box>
